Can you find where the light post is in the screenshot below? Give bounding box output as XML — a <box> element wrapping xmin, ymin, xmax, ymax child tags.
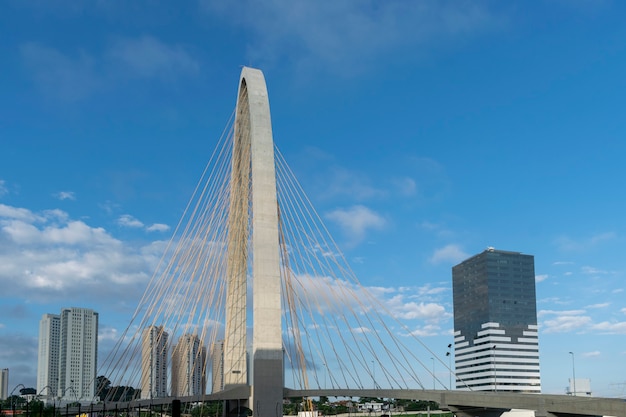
<box><xmin>431</xmin><ymin>358</ymin><xmax>435</xmax><ymax>390</ymax></box>
<box><xmin>9</xmin><ymin>384</ymin><xmax>28</xmax><ymax>416</ymax></box>
<box><xmin>446</xmin><ymin>343</ymin><xmax>452</xmax><ymax>390</ymax></box>
<box><xmin>492</xmin><ymin>345</ymin><xmax>497</xmax><ymax>392</ymax></box>
<box><xmin>10</xmin><ymin>384</ymin><xmax>26</xmax><ymax>417</ymax></box>
<box><xmin>61</xmin><ymin>385</ymin><xmax>77</xmax><ymax>406</ymax></box>
<box><xmin>38</xmin><ymin>386</ymin><xmax>53</xmax><ymax>404</ymax></box>
<box><xmin>569</xmin><ymin>352</ymin><xmax>577</xmax><ymax>396</ymax></box>
<box><xmin>37</xmin><ymin>386</ymin><xmax>55</xmax><ymax>413</ymax></box>
<box><xmin>372</xmin><ymin>360</ymin><xmax>375</xmax><ymax>389</ymax></box>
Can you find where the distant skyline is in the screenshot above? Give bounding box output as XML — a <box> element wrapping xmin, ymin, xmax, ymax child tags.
<box><xmin>1</xmin><ymin>1</ymin><xmax>625</xmax><ymax>398</ymax></box>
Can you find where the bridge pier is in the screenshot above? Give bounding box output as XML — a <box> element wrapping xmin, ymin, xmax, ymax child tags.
<box><xmin>224</xmin><ymin>399</ymin><xmax>251</xmax><ymax>417</ymax></box>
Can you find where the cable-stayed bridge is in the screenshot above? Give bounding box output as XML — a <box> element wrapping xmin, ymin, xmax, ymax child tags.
<box><xmin>92</xmin><ymin>68</ymin><xmax>625</xmax><ymax>417</ymax></box>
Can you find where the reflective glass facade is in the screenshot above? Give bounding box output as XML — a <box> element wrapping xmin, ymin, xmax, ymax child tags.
<box><xmin>452</xmin><ymin>248</ymin><xmax>541</xmax><ymax>392</ymax></box>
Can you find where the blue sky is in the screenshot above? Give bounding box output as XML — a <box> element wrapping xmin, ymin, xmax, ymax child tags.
<box><xmin>1</xmin><ymin>0</ymin><xmax>625</xmax><ymax>398</ymax></box>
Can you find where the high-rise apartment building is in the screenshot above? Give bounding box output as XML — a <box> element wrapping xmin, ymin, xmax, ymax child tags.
<box><xmin>37</xmin><ymin>314</ymin><xmax>61</xmax><ymax>398</ymax></box>
<box><xmin>171</xmin><ymin>334</ymin><xmax>206</xmax><ymax>397</ymax></box>
<box><xmin>141</xmin><ymin>326</ymin><xmax>169</xmax><ymax>399</ymax></box>
<box><xmin>452</xmin><ymin>248</ymin><xmax>541</xmax><ymax>392</ymax></box>
<box><xmin>211</xmin><ymin>340</ymin><xmax>224</xmax><ymax>393</ymax></box>
<box><xmin>0</xmin><ymin>368</ymin><xmax>9</xmax><ymax>400</ymax></box>
<box><xmin>37</xmin><ymin>308</ymin><xmax>98</xmax><ymax>402</ymax></box>
<box><xmin>59</xmin><ymin>308</ymin><xmax>99</xmax><ymax>401</ymax></box>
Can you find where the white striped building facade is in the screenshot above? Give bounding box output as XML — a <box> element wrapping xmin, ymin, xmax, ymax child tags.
<box><xmin>454</xmin><ymin>322</ymin><xmax>540</xmax><ymax>392</ymax></box>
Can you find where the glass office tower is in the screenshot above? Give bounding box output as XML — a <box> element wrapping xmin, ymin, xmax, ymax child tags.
<box><xmin>452</xmin><ymin>248</ymin><xmax>541</xmax><ymax>392</ymax></box>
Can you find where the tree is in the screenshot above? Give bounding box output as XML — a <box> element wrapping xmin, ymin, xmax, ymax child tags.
<box><xmin>96</xmin><ymin>376</ymin><xmax>112</xmax><ymax>400</ymax></box>
<box><xmin>190</xmin><ymin>402</ymin><xmax>223</xmax><ymax>417</ymax></box>
<box><xmin>20</xmin><ymin>388</ymin><xmax>37</xmax><ymax>395</ymax></box>
<box><xmin>400</xmin><ymin>400</ymin><xmax>439</xmax><ymax>411</ymax></box>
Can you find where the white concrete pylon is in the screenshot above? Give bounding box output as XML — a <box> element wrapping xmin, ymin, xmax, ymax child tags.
<box><xmin>223</xmin><ymin>66</ymin><xmax>283</xmax><ymax>416</ymax></box>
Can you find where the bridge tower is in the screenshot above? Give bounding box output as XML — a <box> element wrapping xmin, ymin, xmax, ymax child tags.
<box><xmin>223</xmin><ymin>67</ymin><xmax>283</xmax><ymax>416</ymax></box>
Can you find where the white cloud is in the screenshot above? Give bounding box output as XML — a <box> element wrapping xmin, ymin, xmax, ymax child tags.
<box><xmin>21</xmin><ymin>36</ymin><xmax>199</xmax><ymax>101</ymax></box>
<box><xmin>20</xmin><ymin>41</ymin><xmax>100</xmax><ymax>101</ymax></box>
<box><xmin>0</xmin><ymin>180</ymin><xmax>7</xmax><ymax>197</ymax></box>
<box><xmin>323</xmin><ymin>167</ymin><xmax>387</xmax><ymax>201</ymax></box>
<box><xmin>582</xmin><ymin>350</ymin><xmax>601</xmax><ymax>358</ymax></box>
<box><xmin>538</xmin><ymin>309</ymin><xmax>586</xmax><ymax>317</ymax></box>
<box><xmin>418</xmin><ymin>221</ymin><xmax>454</xmax><ymax>238</ymax></box>
<box><xmin>581</xmin><ymin>266</ymin><xmax>612</xmax><ymax>275</ymax></box>
<box><xmin>325</xmin><ymin>205</ymin><xmax>385</xmax><ymax>245</ymax></box>
<box><xmin>537</xmin><ymin>308</ymin><xmax>626</xmax><ymax>336</ymax></box>
<box><xmin>0</xmin><ymin>204</ymin><xmax>43</xmax><ymax>222</ymax></box>
<box><xmin>590</xmin><ymin>232</ymin><xmax>617</xmax><ymax>244</ymax></box>
<box><xmin>542</xmin><ymin>314</ymin><xmax>592</xmax><ymax>334</ymax></box>
<box><xmin>98</xmin><ymin>326</ymin><xmax>120</xmax><ymax>344</ymax></box>
<box><xmin>386</xmin><ymin>294</ymin><xmax>448</xmax><ymax>323</ymax></box>
<box><xmin>351</xmin><ymin>256</ymin><xmax>365</xmax><ymax>264</ymax></box>
<box><xmin>591</xmin><ymin>321</ymin><xmax>626</xmax><ymax>334</ymax></box>
<box><xmin>108</xmin><ymin>35</ymin><xmax>199</xmax><ymax>79</ymax></box>
<box><xmin>406</xmin><ymin>324</ymin><xmax>441</xmax><ymax>337</ymax></box>
<box><xmin>2</xmin><ymin>219</ymin><xmax>45</xmax><ymax>244</ymax></box>
<box><xmin>393</xmin><ymin>177</ymin><xmax>417</xmax><ymax>197</ymax></box>
<box><xmin>54</xmin><ymin>191</ymin><xmax>76</xmax><ymax>200</ymax></box>
<box><xmin>430</xmin><ymin>244</ymin><xmax>468</xmax><ymax>265</ymax></box>
<box><xmin>202</xmin><ymin>0</ymin><xmax>500</xmax><ymax>75</ymax></box>
<box><xmin>586</xmin><ymin>302</ymin><xmax>610</xmax><ymax>309</ymax></box>
<box><xmin>43</xmin><ymin>220</ymin><xmax>114</xmax><ymax>245</ymax></box>
<box><xmin>352</xmin><ymin>327</ymin><xmax>372</xmax><ymax>334</ymax></box>
<box><xmin>419</xmin><ymin>221</ymin><xmax>440</xmax><ymax>231</ymax></box>
<box><xmin>415</xmin><ymin>284</ymin><xmax>448</xmax><ymax>297</ymax></box>
<box><xmin>555</xmin><ymin>232</ymin><xmax>617</xmax><ymax>251</ymax></box>
<box><xmin>117</xmin><ymin>214</ymin><xmax>144</xmax><ymax>228</ymax></box>
<box><xmin>146</xmin><ymin>223</ymin><xmax>170</xmax><ymax>232</ymax></box>
<box><xmin>289</xmin><ymin>273</ymin><xmax>450</xmax><ymax>333</ymax></box>
<box><xmin>0</xmin><ymin>204</ymin><xmax>156</xmax><ymax>303</ymax></box>
<box><xmin>535</xmin><ymin>274</ymin><xmax>549</xmax><ymax>283</ymax></box>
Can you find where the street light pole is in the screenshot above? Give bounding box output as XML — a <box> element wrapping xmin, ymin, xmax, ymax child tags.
<box><xmin>492</xmin><ymin>345</ymin><xmax>497</xmax><ymax>392</ymax></box>
<box><xmin>446</xmin><ymin>344</ymin><xmax>452</xmax><ymax>390</ymax></box>
<box><xmin>10</xmin><ymin>384</ymin><xmax>26</xmax><ymax>417</ymax></box>
<box><xmin>569</xmin><ymin>352</ymin><xmax>577</xmax><ymax>396</ymax></box>
<box><xmin>431</xmin><ymin>358</ymin><xmax>435</xmax><ymax>390</ymax></box>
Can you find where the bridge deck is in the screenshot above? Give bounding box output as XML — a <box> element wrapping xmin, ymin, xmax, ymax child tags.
<box><xmin>62</xmin><ymin>388</ymin><xmax>625</xmax><ymax>417</ymax></box>
<box><xmin>285</xmin><ymin>389</ymin><xmax>626</xmax><ymax>417</ymax></box>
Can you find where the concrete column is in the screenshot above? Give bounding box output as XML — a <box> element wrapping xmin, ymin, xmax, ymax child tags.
<box><xmin>224</xmin><ymin>67</ymin><xmax>283</xmax><ymax>416</ymax></box>
<box><xmin>246</xmin><ymin>67</ymin><xmax>283</xmax><ymax>416</ymax></box>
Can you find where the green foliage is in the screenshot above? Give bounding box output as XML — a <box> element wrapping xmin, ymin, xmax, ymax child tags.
<box><xmin>396</xmin><ymin>399</ymin><xmax>439</xmax><ymax>411</ymax></box>
<box><xmin>358</xmin><ymin>397</ymin><xmax>382</xmax><ymax>404</ymax></box>
<box><xmin>96</xmin><ymin>375</ymin><xmax>112</xmax><ymax>399</ymax></box>
<box><xmin>190</xmin><ymin>402</ymin><xmax>223</xmax><ymax>417</ymax></box>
